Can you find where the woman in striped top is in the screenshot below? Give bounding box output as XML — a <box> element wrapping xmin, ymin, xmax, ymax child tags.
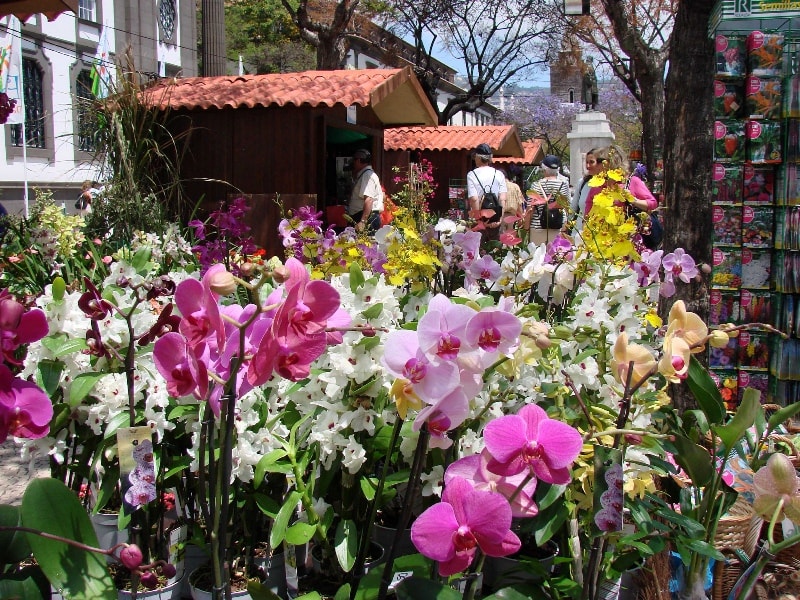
<box><xmin>525</xmin><ymin>155</ymin><xmax>570</xmax><ymax>246</ymax></box>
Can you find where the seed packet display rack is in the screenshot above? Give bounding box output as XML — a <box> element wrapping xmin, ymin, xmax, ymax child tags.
<box><xmin>711</xmin><ymin>12</ymin><xmax>800</xmax><ymax>409</ymax></box>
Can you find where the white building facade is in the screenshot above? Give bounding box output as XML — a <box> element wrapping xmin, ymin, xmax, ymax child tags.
<box><xmin>1</xmin><ymin>0</ymin><xmax>197</xmax><ymax>215</ymax></box>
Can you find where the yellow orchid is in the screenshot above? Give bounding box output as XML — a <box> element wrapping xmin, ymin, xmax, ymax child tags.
<box><xmin>667</xmin><ymin>300</ymin><xmax>709</xmax><ymax>353</ymax></box>
<box><xmin>606</xmin><ymin>169</ymin><xmax>626</xmax><ymax>182</ymax></box>
<box><xmin>610</xmin><ymin>332</ymin><xmax>657</xmax><ymax>388</ymax></box>
<box><xmin>390</xmin><ymin>378</ymin><xmax>423</xmax><ymax>419</ymax></box>
<box><xmin>657</xmin><ymin>330</ymin><xmax>692</xmax><ymax>383</ymax></box>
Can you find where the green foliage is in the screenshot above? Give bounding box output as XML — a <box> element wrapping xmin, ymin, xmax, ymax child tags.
<box><xmin>225</xmin><ymin>0</ymin><xmax>315</xmax><ymax>74</ymax></box>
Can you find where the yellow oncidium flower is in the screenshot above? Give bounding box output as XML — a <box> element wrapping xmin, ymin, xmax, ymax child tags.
<box><xmin>390</xmin><ymin>378</ymin><xmax>423</xmax><ymax>419</ymax></box>
<box><xmin>644</xmin><ymin>310</ymin><xmax>663</xmax><ymax>329</ymax></box>
<box><xmin>588</xmin><ymin>173</ymin><xmax>607</xmax><ymax>188</ymax></box>
<box><xmin>606</xmin><ymin>169</ymin><xmax>626</xmax><ymax>182</ymax></box>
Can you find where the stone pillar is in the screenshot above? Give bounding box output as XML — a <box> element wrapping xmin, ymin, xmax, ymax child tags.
<box><xmin>566</xmin><ymin>112</ymin><xmax>616</xmax><ymax>189</ymax></box>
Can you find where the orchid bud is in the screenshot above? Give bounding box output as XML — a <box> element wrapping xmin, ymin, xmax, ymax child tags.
<box><xmin>160</xmin><ymin>563</ymin><xmax>177</xmax><ymax>579</ymax></box>
<box><xmin>239</xmin><ymin>262</ymin><xmax>256</xmax><ymax>278</ymax></box>
<box><xmin>721</xmin><ymin>324</ymin><xmax>739</xmax><ymax>338</ymax></box>
<box><xmin>361</xmin><ymin>326</ymin><xmax>376</xmax><ymax>337</ymax></box>
<box><xmin>272</xmin><ymin>265</ymin><xmax>290</xmax><ymax>284</ymax></box>
<box><xmin>52</xmin><ymin>276</ymin><xmax>66</xmax><ymax>302</ymax></box>
<box><xmin>709</xmin><ymin>330</ymin><xmax>730</xmax><ymax>348</ymax></box>
<box><xmin>552</xmin><ymin>325</ymin><xmax>573</xmax><ymax>340</ymax></box>
<box><xmin>700</xmin><ymin>263</ymin><xmax>712</xmax><ymax>274</ymax></box>
<box><xmin>624</xmin><ymin>433</ymin><xmax>643</xmax><ymax>445</ymax></box>
<box><xmin>140</xmin><ymin>571</ymin><xmax>158</xmax><ymax>589</ymax></box>
<box><xmin>534</xmin><ymin>334</ymin><xmax>552</xmax><ymax>349</ymax></box>
<box><xmin>207</xmin><ymin>269</ymin><xmax>237</xmax><ymax>296</ymax></box>
<box><xmin>119</xmin><ymin>544</ymin><xmax>143</xmax><ymax>570</ymax></box>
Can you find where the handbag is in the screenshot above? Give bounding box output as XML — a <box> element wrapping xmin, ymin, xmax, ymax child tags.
<box><xmin>626</xmin><ymin>204</ymin><xmax>663</xmax><ymax>250</ymax></box>
<box><xmin>533</xmin><ymin>181</ymin><xmax>564</xmax><ymax>230</ymax></box>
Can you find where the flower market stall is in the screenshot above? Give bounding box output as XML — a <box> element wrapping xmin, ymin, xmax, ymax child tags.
<box><xmin>2</xmin><ymin>116</ymin><xmax>800</xmax><ymax>600</ymax></box>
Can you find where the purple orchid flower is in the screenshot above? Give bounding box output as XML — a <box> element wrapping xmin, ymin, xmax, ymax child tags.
<box><xmin>483</xmin><ymin>404</ymin><xmax>583</xmax><ymax>484</ymax></box>
<box><xmin>417</xmin><ymin>294</ymin><xmax>477</xmax><ymax>362</ymax></box>
<box><xmin>660</xmin><ymin>248</ymin><xmax>699</xmax><ymax>298</ymax></box>
<box><xmin>0</xmin><ymin>290</ymin><xmax>49</xmax><ymax>365</ymax></box>
<box><xmin>464</xmin><ymin>307</ymin><xmax>522</xmax><ymax>355</ymax></box>
<box><xmin>411</xmin><ymin>476</ymin><xmax>521</xmax><ymax>576</ymax></box>
<box><xmin>632</xmin><ymin>249</ymin><xmax>664</xmax><ymax>287</ymax></box>
<box><xmin>0</xmin><ymin>364</ymin><xmax>53</xmax><ymax>443</ymax></box>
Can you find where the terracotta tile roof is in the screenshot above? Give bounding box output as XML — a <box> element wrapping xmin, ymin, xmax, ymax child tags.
<box><xmin>383</xmin><ymin>125</ymin><xmax>524</xmax><ymax>157</ymax></box>
<box><xmin>1</xmin><ymin>0</ymin><xmax>77</xmax><ymax>21</ymax></box>
<box><xmin>493</xmin><ymin>139</ymin><xmax>545</xmax><ymax>166</ymax></box>
<box><xmin>143</xmin><ymin>67</ymin><xmax>437</xmax><ymax>126</ymax></box>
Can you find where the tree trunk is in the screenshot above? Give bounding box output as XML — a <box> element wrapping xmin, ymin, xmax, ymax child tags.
<box><xmin>638</xmin><ymin>68</ymin><xmax>665</xmax><ymax>176</ymax></box>
<box><xmin>316</xmin><ymin>35</ymin><xmax>349</xmax><ymax>70</ymax></box>
<box><xmin>662</xmin><ymin>0</ymin><xmax>715</xmax><ymax>412</ymax></box>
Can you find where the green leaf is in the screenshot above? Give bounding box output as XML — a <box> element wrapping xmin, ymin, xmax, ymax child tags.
<box><xmin>270</xmin><ymin>491</ymin><xmax>301</xmax><ymax>548</ymax></box>
<box><xmin>334</xmin><ymin>584</ymin><xmax>352</xmax><ymax>600</ymax></box>
<box><xmin>49</xmin><ymin>403</ymin><xmax>72</xmax><ymax>434</ymax></box>
<box><xmin>0</xmin><ymin>566</ymin><xmax>49</xmax><ymax>600</ymax></box>
<box><xmin>768</xmin><ymin>401</ymin><xmax>800</xmax><ymax>432</ymax></box>
<box><xmin>686</xmin><ymin>356</ymin><xmax>726</xmax><ymax>425</ymax></box>
<box><xmin>535</xmin><ymin>483</ymin><xmax>567</xmax><ymax>511</ymax></box>
<box><xmin>36</xmin><ymin>359</ymin><xmax>64</xmax><ymax>397</ymax></box>
<box><xmin>534</xmin><ymin>501</ymin><xmax>569</xmax><ymax>546</ymax></box>
<box><xmin>335</xmin><ymin>519</ymin><xmax>357</xmax><ymax>573</ymax></box>
<box><xmin>0</xmin><ymin>505</ymin><xmax>32</xmax><ymax>565</ymax></box>
<box><xmin>41</xmin><ymin>334</ymin><xmax>88</xmax><ymax>358</ymax></box>
<box><xmin>395</xmin><ymin>577</ymin><xmax>462</xmax><ymax>600</ymax></box>
<box><xmin>360</xmin><ymin>476</ymin><xmax>378</xmax><ymax>501</ymax></box>
<box><xmin>69</xmin><ymin>372</ymin><xmax>108</xmax><ymax>407</ymax></box>
<box><xmin>162</xmin><ymin>456</ymin><xmax>193</xmax><ymax>481</ymax></box>
<box><xmin>361</xmin><ymin>302</ymin><xmax>384</xmax><ymax>320</ymax></box>
<box><xmin>295</xmin><ymin>593</ymin><xmax>323</xmax><ymax>600</ymax></box>
<box><xmin>483</xmin><ymin>587</ymin><xmax>537</xmax><ymax>600</ymax></box>
<box><xmin>349</xmin><ymin>263</ymin><xmax>366</xmax><ymax>293</ymax></box>
<box><xmin>355</xmin><ymin>336</ymin><xmax>381</xmax><ymax>351</ymax></box>
<box><xmin>253</xmin><ymin>493</ymin><xmax>280</xmax><ymax>518</ymax></box>
<box><xmin>714</xmin><ymin>388</ymin><xmax>760</xmax><ymax>451</ymax></box>
<box><xmin>102</xmin><ymin>411</ymin><xmax>131</xmax><ymax>439</ymax></box>
<box><xmin>671</xmin><ymin>435</ymin><xmax>714</xmax><ymax>488</ymax></box>
<box><xmin>255</xmin><ymin>449</ymin><xmax>290</xmax><ymax>487</ymax></box>
<box><xmin>21</xmin><ymin>478</ymin><xmax>116</xmax><ymax>599</ymax></box>
<box><xmin>285</xmin><ymin>521</ymin><xmax>317</xmax><ymax>545</ymax></box>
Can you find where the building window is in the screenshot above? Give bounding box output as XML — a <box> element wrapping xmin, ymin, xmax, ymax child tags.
<box><xmin>158</xmin><ymin>0</ymin><xmax>176</xmax><ymax>43</ymax></box>
<box><xmin>78</xmin><ymin>0</ymin><xmax>96</xmax><ymax>21</ymax></box>
<box><xmin>76</xmin><ymin>69</ymin><xmax>96</xmax><ymax>153</ymax></box>
<box><xmin>10</xmin><ymin>58</ymin><xmax>46</xmax><ymax>149</ymax></box>
<box><xmin>569</xmin><ymin>88</ymin><xmax>574</xmax><ymax>103</ymax></box>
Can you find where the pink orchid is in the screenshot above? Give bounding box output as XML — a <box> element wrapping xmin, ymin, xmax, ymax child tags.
<box><xmin>464</xmin><ymin>308</ymin><xmax>522</xmax><ymax>355</ymax></box>
<box><xmin>483</xmin><ymin>404</ymin><xmax>583</xmax><ymax>483</ymax></box>
<box><xmin>0</xmin><ymin>290</ymin><xmax>49</xmax><ymax>365</ymax></box>
<box><xmin>544</xmin><ymin>235</ymin><xmax>573</xmax><ymax>263</ymax></box>
<box><xmin>174</xmin><ymin>272</ymin><xmax>225</xmax><ymax>352</ymax></box>
<box><xmin>411</xmin><ymin>476</ymin><xmax>521</xmax><ymax>576</ymax></box>
<box><xmin>632</xmin><ymin>249</ymin><xmax>664</xmax><ymax>287</ymax></box>
<box><xmin>382</xmin><ymin>330</ymin><xmax>460</xmax><ymax>404</ymax></box>
<box><xmin>452</xmin><ymin>231</ymin><xmax>482</xmax><ymax>268</ymax></box>
<box><xmin>660</xmin><ymin>248</ymin><xmax>698</xmax><ymax>297</ymax></box>
<box><xmin>467</xmin><ymin>255</ymin><xmax>501</xmax><ymax>285</ymax></box>
<box><xmin>0</xmin><ymin>364</ymin><xmax>53</xmax><ymax>443</ymax></box>
<box><xmin>446</xmin><ymin>451</ymin><xmax>539</xmax><ymax>518</ymax></box>
<box><xmin>413</xmin><ymin>389</ymin><xmax>470</xmax><ymax>449</ymax></box>
<box><xmin>417</xmin><ymin>294</ymin><xmax>477</xmax><ymax>362</ymax></box>
<box><xmin>153</xmin><ymin>332</ymin><xmax>209</xmax><ymax>400</ymax></box>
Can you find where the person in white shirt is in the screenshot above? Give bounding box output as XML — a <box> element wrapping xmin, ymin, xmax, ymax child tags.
<box><xmin>467</xmin><ymin>143</ymin><xmax>507</xmax><ymax>245</ymax></box>
<box><xmin>348</xmin><ymin>149</ymin><xmax>384</xmax><ymax>234</ymax></box>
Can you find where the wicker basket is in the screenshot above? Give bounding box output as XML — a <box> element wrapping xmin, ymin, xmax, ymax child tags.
<box><xmin>713</xmin><ymin>499</ymin><xmax>762</xmax><ymax>556</ymax></box>
<box><xmin>711</xmin><ymin>554</ymin><xmax>769</xmax><ymax>600</ymax></box>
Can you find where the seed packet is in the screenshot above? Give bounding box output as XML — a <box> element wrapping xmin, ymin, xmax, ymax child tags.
<box><xmin>746</xmin><ymin>76</ymin><xmax>782</xmax><ymax>119</ymax></box>
<box><xmin>716</xmin><ymin>34</ymin><xmax>746</xmax><ymax>78</ymax></box>
<box><xmin>715</xmin><ymin>120</ymin><xmax>746</xmax><ymax>163</ymax></box>
<box><xmin>782</xmin><ymin>164</ymin><xmax>800</xmax><ymax>205</ymax></box>
<box><xmin>746</xmin><ymin>120</ymin><xmax>782</xmax><ymax>164</ymax></box>
<box><xmin>773</xmin><ymin>207</ymin><xmax>800</xmax><ymax>250</ymax></box>
<box><xmin>710</xmin><ymin>368</ymin><xmax>739</xmax><ymax>412</ymax></box>
<box><xmin>713</xmin><ymin>205</ymin><xmax>743</xmax><ymax>245</ymax></box>
<box><xmin>738</xmin><ymin>370</ymin><xmax>770</xmax><ymax>404</ymax></box>
<box><xmin>771</xmin><ymin>338</ymin><xmax>800</xmax><ymax>381</ymax></box>
<box><xmin>740</xmin><ymin>289</ymin><xmax>772</xmax><ymax>324</ymax></box>
<box><xmin>738</xmin><ymin>332</ymin><xmax>771</xmax><ymax>370</ymax></box>
<box><xmin>742</xmin><ymin>205</ymin><xmax>773</xmax><ymax>247</ymax></box>
<box><xmin>715</xmin><ymin>79</ymin><xmax>745</xmax><ymax>118</ymax></box>
<box><xmin>713</xmin><ymin>163</ymin><xmax>743</xmax><ymax>204</ymax></box>
<box><xmin>747</xmin><ymin>31</ymin><xmax>784</xmax><ymax>77</ymax></box>
<box><xmin>712</xmin><ymin>246</ymin><xmax>742</xmax><ymax>289</ymax></box>
<box><xmin>742</xmin><ymin>164</ymin><xmax>774</xmax><ymax>203</ymax></box>
<box><xmin>709</xmin><ymin>289</ymin><xmax>741</xmax><ymax>325</ymax></box>
<box><xmin>711</xmin><ymin>336</ymin><xmax>739</xmax><ymax>369</ymax></box>
<box><xmin>741</xmin><ymin>247</ymin><xmax>772</xmax><ymax>288</ymax></box>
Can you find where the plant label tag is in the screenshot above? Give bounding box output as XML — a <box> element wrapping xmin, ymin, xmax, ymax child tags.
<box><xmin>388</xmin><ymin>571</ymin><xmax>413</xmax><ymax>590</ymax></box>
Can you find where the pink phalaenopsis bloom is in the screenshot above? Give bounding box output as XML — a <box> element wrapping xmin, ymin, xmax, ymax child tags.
<box><xmin>413</xmin><ymin>388</ymin><xmax>470</xmax><ymax>449</ymax></box>
<box><xmin>632</xmin><ymin>249</ymin><xmax>664</xmax><ymax>288</ymax></box>
<box><xmin>174</xmin><ymin>265</ymin><xmax>226</xmax><ymax>352</ymax></box>
<box><xmin>0</xmin><ymin>364</ymin><xmax>53</xmax><ymax>443</ymax></box>
<box><xmin>153</xmin><ymin>332</ymin><xmax>210</xmax><ymax>400</ymax></box>
<box><xmin>411</xmin><ymin>476</ymin><xmax>521</xmax><ymax>576</ymax></box>
<box><xmin>248</xmin><ymin>258</ymin><xmax>345</xmax><ymax>386</ymax></box>
<box><xmin>452</xmin><ymin>231</ymin><xmax>482</xmax><ymax>268</ymax></box>
<box><xmin>382</xmin><ymin>330</ymin><xmax>460</xmax><ymax>404</ymax></box>
<box><xmin>483</xmin><ymin>404</ymin><xmax>583</xmax><ymax>484</ymax></box>
<box><xmin>544</xmin><ymin>235</ymin><xmax>573</xmax><ymax>263</ymax></box>
<box><xmin>464</xmin><ymin>307</ymin><xmax>522</xmax><ymax>355</ymax></box>
<box><xmin>0</xmin><ymin>290</ymin><xmax>49</xmax><ymax>366</ymax></box>
<box><xmin>446</xmin><ymin>451</ymin><xmax>538</xmax><ymax>518</ymax></box>
<box><xmin>417</xmin><ymin>294</ymin><xmax>477</xmax><ymax>362</ymax></box>
<box><xmin>660</xmin><ymin>248</ymin><xmax>698</xmax><ymax>298</ymax></box>
<box><xmin>466</xmin><ymin>254</ymin><xmax>501</xmax><ymax>286</ymax></box>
